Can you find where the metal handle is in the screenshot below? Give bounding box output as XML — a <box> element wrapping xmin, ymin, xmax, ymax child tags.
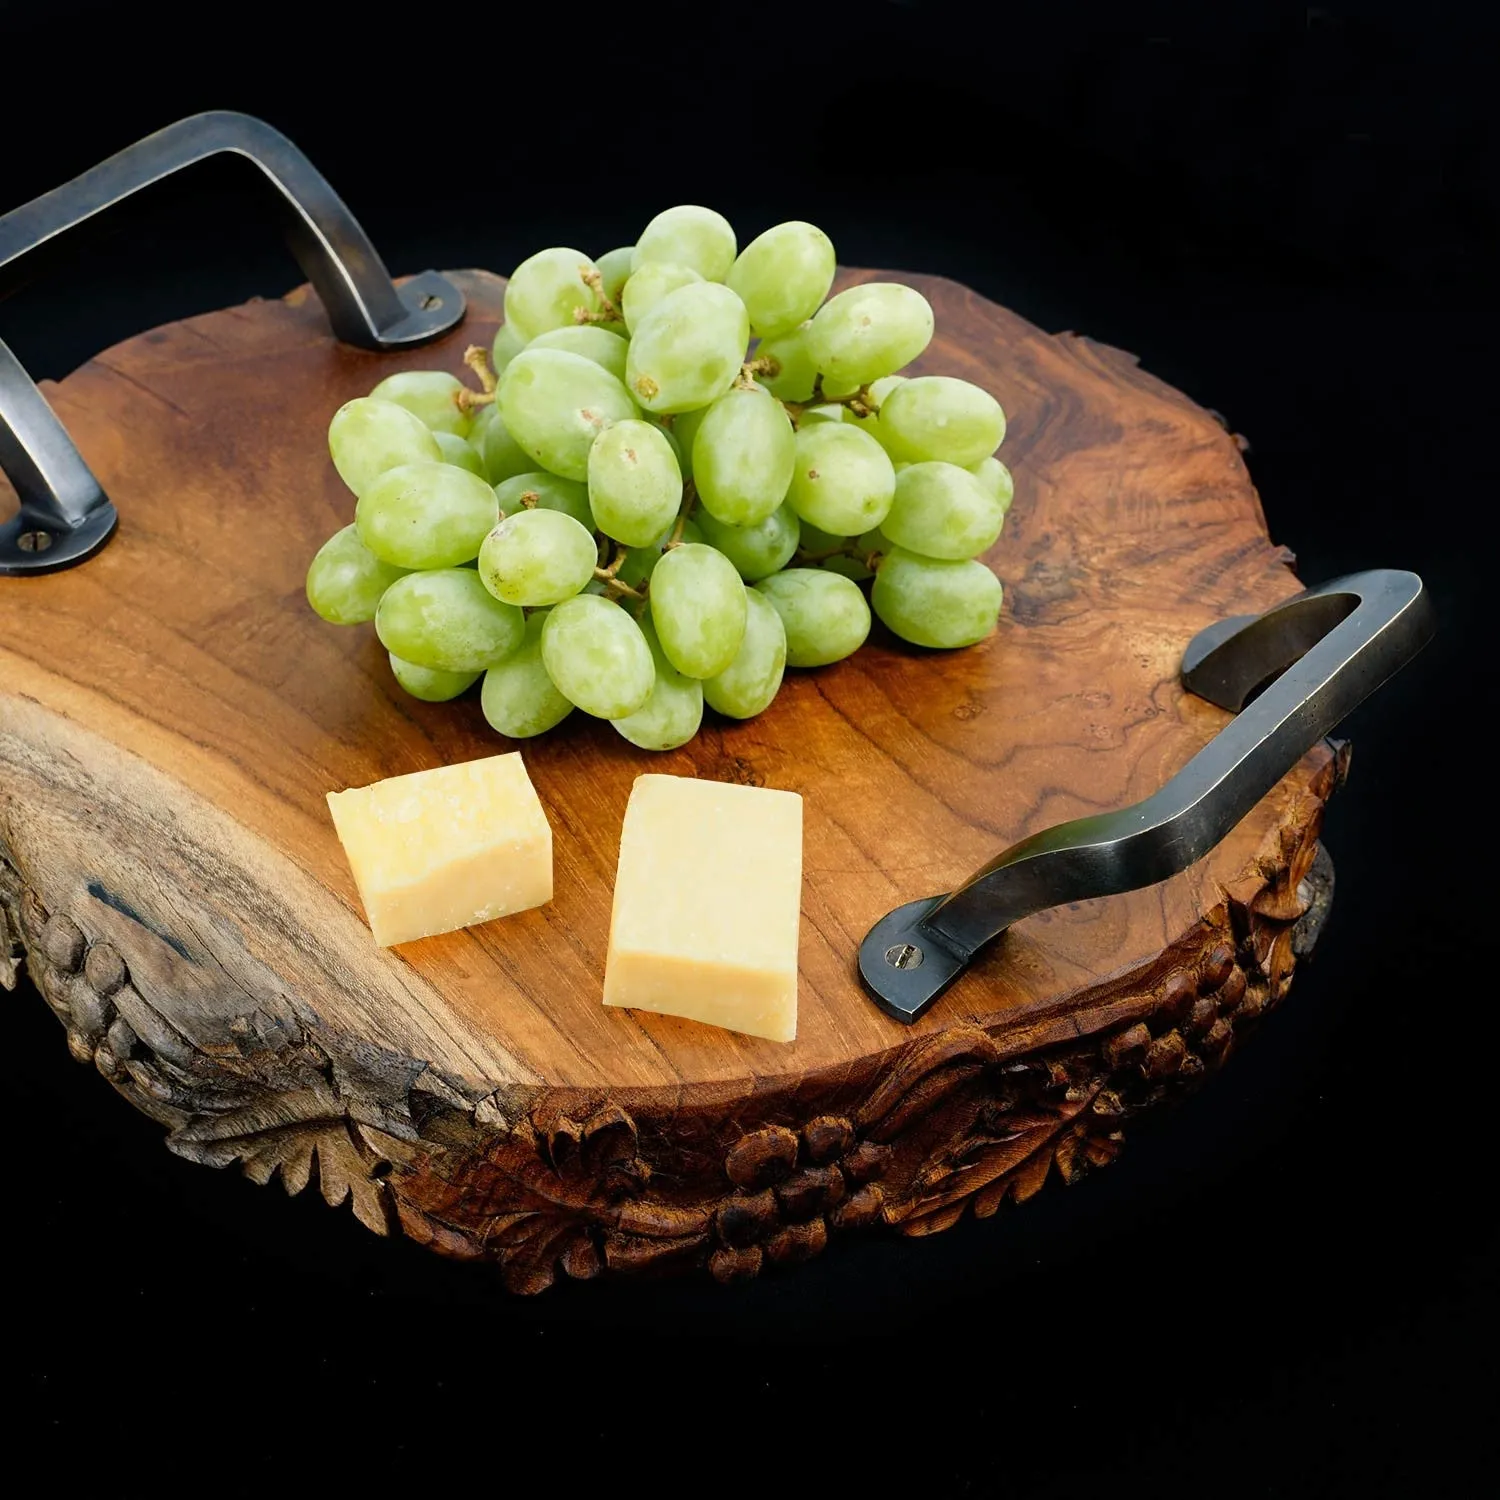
<box><xmin>0</xmin><ymin>110</ymin><xmax>466</xmax><ymax>577</ymax></box>
<box><xmin>859</xmin><ymin>568</ymin><xmax>1435</xmax><ymax>1023</ymax></box>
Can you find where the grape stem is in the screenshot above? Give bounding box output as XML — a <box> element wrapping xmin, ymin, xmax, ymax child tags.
<box><xmin>780</xmin><ymin>378</ymin><xmax>880</xmax><ymax>426</ymax></box>
<box><xmin>574</xmin><ymin>266</ymin><xmax>625</xmax><ymax>327</ymax></box>
<box><xmin>665</xmin><ymin>479</ymin><xmax>698</xmax><ymax>548</ymax></box>
<box><xmin>601</xmin><ymin>575</ymin><xmax>646</xmax><ymax>602</ymax></box>
<box><xmin>593</xmin><ymin>543</ymin><xmax>645</xmax><ymax>601</ymax></box>
<box><xmin>519</xmin><ymin>489</ymin><xmax>540</xmax><ymax>509</ymax></box>
<box><xmin>455</xmin><ymin>345</ymin><xmax>498</xmax><ymax>413</ymax></box>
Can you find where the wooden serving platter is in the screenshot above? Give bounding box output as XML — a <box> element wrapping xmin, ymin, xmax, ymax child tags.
<box><xmin>0</xmin><ymin>268</ymin><xmax>1338</xmax><ymax>1291</ymax></box>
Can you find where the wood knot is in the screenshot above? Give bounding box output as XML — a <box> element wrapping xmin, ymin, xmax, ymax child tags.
<box><xmin>41</xmin><ymin>913</ymin><xmax>86</xmax><ymax>974</ymax></box>
<box><xmin>802</xmin><ymin>1114</ymin><xmax>854</xmax><ymax>1163</ymax></box>
<box><xmin>776</xmin><ymin>1165</ymin><xmax>846</xmax><ymax>1223</ymax></box>
<box><xmin>724</xmin><ymin>1126</ymin><xmax>799</xmax><ymax>1189</ymax></box>
<box><xmin>83</xmin><ymin>941</ymin><xmax>128</xmax><ymax>998</ymax></box>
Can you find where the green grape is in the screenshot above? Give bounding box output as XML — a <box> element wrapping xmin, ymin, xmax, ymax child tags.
<box><xmin>480</xmin><ymin>614</ymin><xmax>574</xmax><ymax>738</ymax></box>
<box><xmin>491</xmin><ymin>322</ymin><xmax>528</xmax><ymax>376</ymax></box>
<box><xmin>504</xmin><ymin>246</ymin><xmax>601</xmax><ymax>340</ymax></box>
<box><xmin>497</xmin><ymin>347</ymin><xmax>639</xmax><ymax>481</ymax></box>
<box><xmin>541</xmin><ymin>594</ymin><xmax>655</xmax><ymax>718</ymax></box>
<box><xmin>755</xmin><ymin>569</ymin><xmax>871</xmax><ymax>667</ymax></box>
<box><xmin>818</xmin><ymin>525</ymin><xmax>888</xmax><ymax>583</ymax></box>
<box><xmin>878</xmin><ymin>376</ymin><xmax>1006</xmax><ymax>467</ymax></box>
<box><xmin>797</xmin><ymin>403</ymin><xmax>846</xmax><ymax>426</ymax></box>
<box><xmin>695</xmin><ymin>502</ymin><xmax>800</xmax><ymax>582</ymax></box>
<box><xmin>306</xmin><ymin>524</ymin><xmax>409</xmax><ymax>624</ymax></box>
<box><xmin>806</xmin><ymin>282</ymin><xmax>934</xmax><ymax>387</ymax></box>
<box><xmin>632</xmin><ymin>205</ymin><xmax>737</xmax><ymax>282</ymax></box>
<box><xmin>692</xmin><ymin>385</ymin><xmax>795</xmax><ymax>526</ymax></box>
<box><xmin>595</xmin><ymin>245</ymin><xmax>636</xmax><ymax>306</ymax></box>
<box><xmin>355</xmin><ymin>461</ymin><xmax>500</xmax><ymax>569</ymax></box>
<box><xmin>367</xmin><ymin>370</ymin><xmax>472</xmax><ymax>437</ymax></box>
<box><xmin>621</xmin><ymin>261</ymin><xmax>703</xmax><ymax>333</ymax></box>
<box><xmin>389</xmin><ymin>654</ymin><xmax>480</xmax><ymax>702</ymax></box>
<box><xmin>869</xmin><ymin>375</ymin><xmax>907</xmax><ymax>407</ymax></box>
<box><xmin>797</xmin><ymin>519</ymin><xmax>856</xmax><ymax>548</ymax></box>
<box><xmin>615</xmin><ymin>517</ymin><xmax>703</xmax><ymax>589</ymax></box>
<box><xmin>612</xmin><ymin>618</ymin><xmax>704</xmax><ymax>751</ymax></box>
<box><xmin>625</xmin><ymin>283</ymin><xmax>750</xmax><ymax>414</ymax></box>
<box><xmin>646</xmin><ymin>416</ymin><xmax>684</xmax><ymax>469</ymax></box>
<box><xmin>703</xmin><ymin>588</ymin><xmax>787</xmax><ymax>719</ymax></box>
<box><xmin>725</xmin><ymin>221</ymin><xmax>836</xmax><ymax>339</ymax></box>
<box><xmin>670</xmin><ymin>406</ymin><xmax>707</xmax><ymax>477</ymax></box>
<box><xmin>755</xmin><ymin>322</ymin><xmax>819</xmax><ymax>402</ymax></box>
<box><xmin>376</xmin><ymin>568</ymin><xmax>525</xmax><ymax>672</ymax></box>
<box><xmin>527</xmin><ymin>325</ymin><xmax>629</xmax><ymax>383</ymax></box>
<box><xmin>649</xmin><ymin>542</ymin><xmax>748</xmax><ymax>678</ymax></box>
<box><xmin>469</xmin><ymin>402</ymin><xmax>498</xmax><ymax>449</ymax></box>
<box><xmin>969</xmin><ymin>456</ymin><xmax>1014</xmax><ymax>515</ymax></box>
<box><xmin>785</xmin><ymin>423</ymin><xmax>896</xmax><ymax>535</ymax></box>
<box><xmin>328</xmin><ymin>397</ymin><xmax>442</xmax><ymax>497</ymax></box>
<box><xmin>820</xmin><ymin>554</ymin><xmax>871</xmax><ymax>582</ymax></box>
<box><xmin>872</xmin><ymin>548</ymin><xmax>1003</xmax><ymax>648</ymax></box>
<box><xmin>433</xmin><ymin>430</ymin><xmax>486</xmax><ymax>476</ymax></box>
<box><xmin>882</xmin><ymin>461</ymin><xmax>1006</xmax><ymax>560</ymax></box>
<box><xmin>478</xmin><ymin>408</ymin><xmax>536</xmax><ymax>484</ymax></box>
<box><xmin>587</xmin><ymin>419</ymin><xmax>683</xmax><ymax>545</ymax></box>
<box><xmin>494</xmin><ymin>471</ymin><xmax>593</xmax><ymax>527</ymax></box>
<box><xmin>478</xmin><ymin>508</ymin><xmax>598</xmax><ymax>606</ymax></box>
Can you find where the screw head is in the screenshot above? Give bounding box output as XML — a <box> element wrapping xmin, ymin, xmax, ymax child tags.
<box><xmin>17</xmin><ymin>529</ymin><xmax>54</xmax><ymax>553</ymax></box>
<box><xmin>884</xmin><ymin>942</ymin><xmax>924</xmax><ymax>970</ymax></box>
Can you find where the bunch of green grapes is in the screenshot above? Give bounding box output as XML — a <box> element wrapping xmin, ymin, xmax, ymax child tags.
<box><xmin>306</xmin><ymin>206</ymin><xmax>1013</xmax><ymax>751</ymax></box>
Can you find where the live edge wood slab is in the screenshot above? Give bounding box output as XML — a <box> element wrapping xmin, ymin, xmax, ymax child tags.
<box><xmin>0</xmin><ymin>269</ymin><xmax>1341</xmax><ymax>1291</ymax></box>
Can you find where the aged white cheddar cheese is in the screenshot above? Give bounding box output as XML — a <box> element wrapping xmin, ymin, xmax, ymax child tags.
<box><xmin>604</xmin><ymin>773</ymin><xmax>803</xmax><ymax>1043</ymax></box>
<box><xmin>326</xmin><ymin>752</ymin><xmax>551</xmax><ymax>947</ymax></box>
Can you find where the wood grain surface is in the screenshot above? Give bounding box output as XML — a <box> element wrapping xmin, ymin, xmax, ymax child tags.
<box><xmin>0</xmin><ymin>269</ymin><xmax>1339</xmax><ymax>1287</ymax></box>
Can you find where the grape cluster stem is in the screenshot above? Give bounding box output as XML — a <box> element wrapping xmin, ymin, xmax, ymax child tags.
<box><xmin>573</xmin><ymin>266</ymin><xmax>625</xmax><ymax>327</ymax></box>
<box><xmin>778</xmin><ymin>376</ymin><xmax>881</xmax><ymax>426</ymax></box>
<box><xmin>455</xmin><ymin>346</ymin><xmax>498</xmax><ymax>413</ymax></box>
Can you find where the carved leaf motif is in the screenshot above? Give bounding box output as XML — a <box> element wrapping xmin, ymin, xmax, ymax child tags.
<box><xmin>855</xmin><ymin>1027</ymin><xmax>1000</xmax><ymax>1142</ymax></box>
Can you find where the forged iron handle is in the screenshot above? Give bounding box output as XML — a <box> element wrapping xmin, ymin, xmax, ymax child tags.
<box><xmin>0</xmin><ymin>110</ymin><xmax>466</xmax><ymax>577</ymax></box>
<box><xmin>859</xmin><ymin>568</ymin><xmax>1434</xmax><ymax>1024</ymax></box>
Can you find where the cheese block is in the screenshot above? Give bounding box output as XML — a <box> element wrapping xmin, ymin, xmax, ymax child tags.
<box><xmin>603</xmin><ymin>773</ymin><xmax>803</xmax><ymax>1042</ymax></box>
<box><xmin>326</xmin><ymin>752</ymin><xmax>552</xmax><ymax>947</ymax></box>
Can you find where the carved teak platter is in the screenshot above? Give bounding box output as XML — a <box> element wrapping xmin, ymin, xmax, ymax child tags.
<box><xmin>0</xmin><ymin>269</ymin><xmax>1337</xmax><ymax>1291</ymax></box>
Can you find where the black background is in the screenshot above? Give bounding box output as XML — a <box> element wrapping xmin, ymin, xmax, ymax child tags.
<box><xmin>2</xmin><ymin>1</ymin><xmax>1493</xmax><ymax>1492</ymax></box>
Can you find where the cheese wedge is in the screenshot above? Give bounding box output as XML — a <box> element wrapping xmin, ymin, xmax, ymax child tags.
<box><xmin>604</xmin><ymin>773</ymin><xmax>803</xmax><ymax>1042</ymax></box>
<box><xmin>326</xmin><ymin>752</ymin><xmax>551</xmax><ymax>947</ymax></box>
